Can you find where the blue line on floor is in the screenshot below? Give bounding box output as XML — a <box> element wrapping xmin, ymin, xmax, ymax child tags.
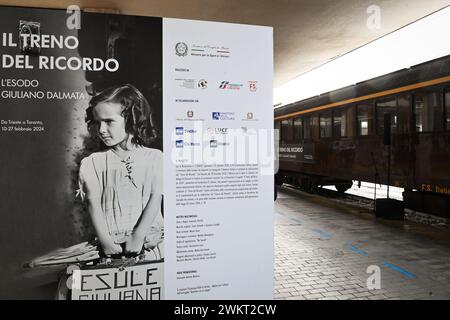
<box><xmin>383</xmin><ymin>262</ymin><xmax>417</xmax><ymax>279</ymax></box>
<box><xmin>275</xmin><ymin>212</ymin><xmax>302</xmax><ymax>225</ymax></box>
<box><xmin>312</xmin><ymin>229</ymin><xmax>331</xmax><ymax>239</ymax></box>
<box><xmin>346</xmin><ymin>242</ymin><xmax>369</xmax><ymax>257</ymax></box>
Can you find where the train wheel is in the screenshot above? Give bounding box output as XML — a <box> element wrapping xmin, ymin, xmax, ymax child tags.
<box><xmin>301</xmin><ymin>178</ymin><xmax>316</xmax><ymax>193</ymax></box>
<box><xmin>294</xmin><ymin>176</ymin><xmax>302</xmax><ymax>188</ymax></box>
<box><xmin>335</xmin><ymin>182</ymin><xmax>353</xmax><ymax>193</ymax></box>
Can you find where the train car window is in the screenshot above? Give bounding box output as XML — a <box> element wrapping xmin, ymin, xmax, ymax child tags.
<box><xmin>304</xmin><ymin>116</ymin><xmax>312</xmax><ymax>140</ymax></box>
<box><xmin>357</xmin><ymin>103</ymin><xmax>374</xmax><ymax>136</ymax></box>
<box><xmin>319</xmin><ymin>111</ymin><xmax>332</xmax><ymax>138</ymax></box>
<box><xmin>414</xmin><ymin>91</ymin><xmax>443</xmax><ymax>132</ymax></box>
<box><xmin>333</xmin><ymin>109</ymin><xmax>347</xmax><ymax>137</ymax></box>
<box><xmin>397</xmin><ymin>95</ymin><xmax>411</xmax><ymax>134</ymax></box>
<box><xmin>293</xmin><ymin>117</ymin><xmax>303</xmax><ymax>140</ymax></box>
<box><xmin>376</xmin><ymin>97</ymin><xmax>397</xmax><ymax>135</ymax></box>
<box><xmin>445</xmin><ymin>89</ymin><xmax>450</xmax><ymax>130</ymax></box>
<box><xmin>280</xmin><ymin>119</ymin><xmax>289</xmax><ymax>143</ymax></box>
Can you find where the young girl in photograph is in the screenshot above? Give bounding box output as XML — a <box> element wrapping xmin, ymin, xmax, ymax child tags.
<box><xmin>77</xmin><ymin>84</ymin><xmax>163</xmax><ymax>260</ymax></box>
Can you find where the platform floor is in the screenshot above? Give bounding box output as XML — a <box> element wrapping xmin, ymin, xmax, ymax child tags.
<box><xmin>274</xmin><ymin>186</ymin><xmax>450</xmax><ymax>300</ymax></box>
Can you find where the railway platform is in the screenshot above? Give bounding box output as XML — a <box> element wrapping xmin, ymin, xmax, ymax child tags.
<box><xmin>274</xmin><ymin>186</ymin><xmax>450</xmax><ymax>300</ymax></box>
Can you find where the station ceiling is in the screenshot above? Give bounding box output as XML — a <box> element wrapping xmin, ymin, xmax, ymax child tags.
<box><xmin>2</xmin><ymin>0</ymin><xmax>450</xmax><ymax>87</ymax></box>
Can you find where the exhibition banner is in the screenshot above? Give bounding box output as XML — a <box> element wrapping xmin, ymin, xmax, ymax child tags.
<box><xmin>0</xmin><ymin>6</ymin><xmax>273</xmax><ymax>300</ymax></box>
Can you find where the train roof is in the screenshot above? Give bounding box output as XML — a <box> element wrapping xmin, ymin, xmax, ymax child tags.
<box><xmin>274</xmin><ymin>54</ymin><xmax>450</xmax><ymax>119</ymax></box>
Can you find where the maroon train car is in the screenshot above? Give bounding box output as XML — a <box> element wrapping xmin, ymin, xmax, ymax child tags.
<box><xmin>275</xmin><ymin>55</ymin><xmax>450</xmax><ymax>218</ymax></box>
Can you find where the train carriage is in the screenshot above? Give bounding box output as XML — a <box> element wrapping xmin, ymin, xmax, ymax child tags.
<box><xmin>275</xmin><ymin>55</ymin><xmax>450</xmax><ymax>218</ymax></box>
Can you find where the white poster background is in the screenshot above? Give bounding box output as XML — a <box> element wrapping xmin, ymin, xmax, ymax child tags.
<box><xmin>163</xmin><ymin>18</ymin><xmax>273</xmax><ymax>299</ymax></box>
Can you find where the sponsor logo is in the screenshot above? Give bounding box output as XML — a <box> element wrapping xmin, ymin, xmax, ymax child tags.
<box><xmin>198</xmin><ymin>79</ymin><xmax>208</xmax><ymax>89</ymax></box>
<box><xmin>248</xmin><ymin>81</ymin><xmax>258</xmax><ymax>92</ymax></box>
<box><xmin>212</xmin><ymin>112</ymin><xmax>235</xmax><ymax>121</ymax></box>
<box><xmin>207</xmin><ymin>127</ymin><xmax>229</xmax><ymax>134</ymax></box>
<box><xmin>175</xmin><ymin>78</ymin><xmax>195</xmax><ymax>89</ymax></box>
<box><xmin>176</xmin><ymin>140</ymin><xmax>201</xmax><ymax>148</ymax></box>
<box><xmin>209</xmin><ymin>139</ymin><xmax>230</xmax><ymax>148</ymax></box>
<box><xmin>219</xmin><ymin>81</ymin><xmax>243</xmax><ymax>90</ymax></box>
<box><xmin>176</xmin><ymin>127</ymin><xmax>197</xmax><ymax>135</ymax></box>
<box><xmin>242</xmin><ymin>112</ymin><xmax>258</xmax><ymax>121</ymax></box>
<box><xmin>175</xmin><ymin>78</ymin><xmax>208</xmax><ymax>89</ymax></box>
<box><xmin>175</xmin><ymin>110</ymin><xmax>206</xmax><ymax>122</ymax></box>
<box><xmin>175</xmin><ymin>42</ymin><xmax>188</xmax><ymax>57</ymax></box>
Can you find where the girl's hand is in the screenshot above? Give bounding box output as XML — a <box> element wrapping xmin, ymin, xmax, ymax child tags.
<box><xmin>101</xmin><ymin>241</ymin><xmax>123</xmax><ymax>256</ymax></box>
<box><xmin>125</xmin><ymin>234</ymin><xmax>145</xmax><ymax>255</ymax></box>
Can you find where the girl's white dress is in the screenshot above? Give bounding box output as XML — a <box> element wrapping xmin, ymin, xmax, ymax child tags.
<box><xmin>77</xmin><ymin>146</ymin><xmax>164</xmax><ymax>253</ymax></box>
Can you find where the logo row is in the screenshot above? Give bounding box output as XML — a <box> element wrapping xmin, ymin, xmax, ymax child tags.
<box><xmin>176</xmin><ymin>127</ymin><xmax>229</xmax><ymax>135</ymax></box>
<box><xmin>176</xmin><ymin>140</ymin><xmax>230</xmax><ymax>148</ymax></box>
<box><xmin>174</xmin><ymin>111</ymin><xmax>257</xmax><ymax>122</ymax></box>
<box><xmin>175</xmin><ymin>79</ymin><xmax>257</xmax><ymax>92</ymax></box>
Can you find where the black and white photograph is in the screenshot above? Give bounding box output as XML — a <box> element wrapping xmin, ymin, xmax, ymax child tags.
<box><xmin>2</xmin><ymin>0</ymin><xmax>450</xmax><ymax>308</ymax></box>
<box><xmin>0</xmin><ymin>6</ymin><xmax>163</xmax><ymax>299</ymax></box>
